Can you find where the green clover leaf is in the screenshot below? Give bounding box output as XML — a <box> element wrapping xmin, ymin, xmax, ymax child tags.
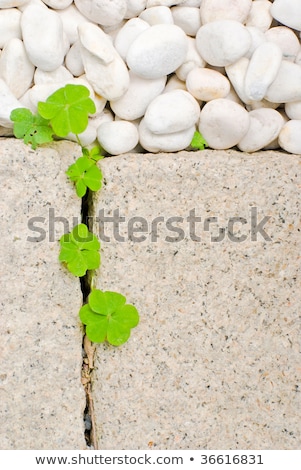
<box><xmin>10</xmin><ymin>108</ymin><xmax>53</xmax><ymax>150</ymax></box>
<box><xmin>66</xmin><ymin>155</ymin><xmax>103</xmax><ymax>197</ymax></box>
<box><xmin>37</xmin><ymin>84</ymin><xmax>96</xmax><ymax>137</ymax></box>
<box><xmin>79</xmin><ymin>290</ymin><xmax>140</xmax><ymax>346</ymax></box>
<box><xmin>82</xmin><ymin>145</ymin><xmax>104</xmax><ymax>163</ymax></box>
<box><xmin>190</xmin><ymin>130</ymin><xmax>208</xmax><ymax>150</ymax></box>
<box><xmin>59</xmin><ymin>224</ymin><xmax>100</xmax><ymax>277</ymax></box>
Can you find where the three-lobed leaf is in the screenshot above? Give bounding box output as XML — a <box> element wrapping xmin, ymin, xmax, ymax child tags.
<box><xmin>59</xmin><ymin>224</ymin><xmax>100</xmax><ymax>277</ymax></box>
<box><xmin>66</xmin><ymin>153</ymin><xmax>103</xmax><ymax>198</ymax></box>
<box><xmin>190</xmin><ymin>130</ymin><xmax>208</xmax><ymax>150</ymax></box>
<box><xmin>38</xmin><ymin>84</ymin><xmax>96</xmax><ymax>137</ymax></box>
<box><xmin>79</xmin><ymin>290</ymin><xmax>139</xmax><ymax>346</ymax></box>
<box><xmin>10</xmin><ymin>108</ymin><xmax>53</xmax><ymax>149</ymax></box>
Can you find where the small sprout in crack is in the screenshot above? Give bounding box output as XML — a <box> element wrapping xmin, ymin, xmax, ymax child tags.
<box><xmin>190</xmin><ymin>130</ymin><xmax>208</xmax><ymax>150</ymax></box>
<box><xmin>66</xmin><ymin>146</ymin><xmax>103</xmax><ymax>198</ymax></box>
<box><xmin>10</xmin><ymin>108</ymin><xmax>53</xmax><ymax>150</ymax></box>
<box><xmin>38</xmin><ymin>84</ymin><xmax>96</xmax><ymax>137</ymax></box>
<box><xmin>59</xmin><ymin>224</ymin><xmax>100</xmax><ymax>277</ymax></box>
<box><xmin>79</xmin><ymin>290</ymin><xmax>139</xmax><ymax>346</ymax></box>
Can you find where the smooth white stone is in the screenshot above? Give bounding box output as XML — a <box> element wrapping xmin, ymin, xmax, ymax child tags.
<box><xmin>19</xmin><ymin>88</ymin><xmax>36</xmax><ymax>113</ymax></box>
<box><xmin>21</xmin><ymin>4</ymin><xmax>65</xmax><ymax>72</ymax></box>
<box><xmin>245</xmin><ymin>26</ymin><xmax>266</xmax><ymax>59</ymax></box>
<box><xmin>42</xmin><ymin>0</ymin><xmax>72</xmax><ymax>8</ymax></box>
<box><xmin>139</xmin><ymin>6</ymin><xmax>174</xmax><ymax>25</ymax></box>
<box><xmin>238</xmin><ymin>108</ymin><xmax>284</xmax><ymax>152</ymax></box>
<box><xmin>144</xmin><ymin>89</ymin><xmax>200</xmax><ymax>134</ymax></box>
<box><xmin>278</xmin><ymin>120</ymin><xmax>301</xmax><ymax>154</ymax></box>
<box><xmin>78</xmin><ymin>22</ymin><xmax>129</xmax><ymax>100</ymax></box>
<box><xmin>271</xmin><ymin>0</ymin><xmax>301</xmax><ymax>32</ymax></box>
<box><xmin>34</xmin><ymin>66</ymin><xmax>73</xmax><ymax>85</ymax></box>
<box><xmin>0</xmin><ymin>78</ymin><xmax>22</xmax><ymax>128</ymax></box>
<box><xmin>245</xmin><ymin>0</ymin><xmax>273</xmax><ymax>32</ymax></box>
<box><xmin>200</xmin><ymin>0</ymin><xmax>252</xmax><ymax>24</ymax></box>
<box><xmin>67</xmin><ymin>122</ymin><xmax>97</xmax><ymax>147</ymax></box>
<box><xmin>127</xmin><ymin>24</ymin><xmax>188</xmax><ymax>79</ymax></box>
<box><xmin>181</xmin><ymin>0</ymin><xmax>202</xmax><ymax>5</ymax></box>
<box><xmin>56</xmin><ymin>4</ymin><xmax>88</xmax><ymax>45</ymax></box>
<box><xmin>17</xmin><ymin>0</ymin><xmax>46</xmax><ymax>11</ymax></box>
<box><xmin>196</xmin><ymin>20</ymin><xmax>251</xmax><ymax>67</ymax></box>
<box><xmin>171</xmin><ymin>7</ymin><xmax>201</xmax><ymax>37</ymax></box>
<box><xmin>110</xmin><ymin>71</ymin><xmax>166</xmax><ymax>120</ymax></box>
<box><xmin>0</xmin><ymin>8</ymin><xmax>21</xmax><ymax>49</ymax></box>
<box><xmin>186</xmin><ymin>67</ymin><xmax>230</xmax><ymax>101</ymax></box>
<box><xmin>125</xmin><ymin>0</ymin><xmax>147</xmax><ymax>19</ymax></box>
<box><xmin>225</xmin><ymin>57</ymin><xmax>252</xmax><ymax>105</ymax></box>
<box><xmin>74</xmin><ymin>0</ymin><xmax>127</xmax><ymax>27</ymax></box>
<box><xmin>265</xmin><ymin>27</ymin><xmax>300</xmax><ymax>62</ymax></box>
<box><xmin>146</xmin><ymin>0</ymin><xmax>182</xmax><ymax>6</ymax></box>
<box><xmin>89</xmin><ymin>109</ymin><xmax>114</xmax><ymax>130</ymax></box>
<box><xmin>246</xmin><ymin>99</ymin><xmax>279</xmax><ymax>111</ymax></box>
<box><xmin>295</xmin><ymin>49</ymin><xmax>301</xmax><ymax>67</ymax></box>
<box><xmin>176</xmin><ymin>37</ymin><xmax>206</xmax><ymax>81</ymax></box>
<box><xmin>65</xmin><ymin>41</ymin><xmax>85</xmax><ymax>77</ymax></box>
<box><xmin>285</xmin><ymin>101</ymin><xmax>301</xmax><ymax>120</ymax></box>
<box><xmin>139</xmin><ymin>118</ymin><xmax>195</xmax><ymax>153</ymax></box>
<box><xmin>265</xmin><ymin>61</ymin><xmax>301</xmax><ymax>103</ymax></box>
<box><xmin>97</xmin><ymin>121</ymin><xmax>139</xmax><ymax>155</ymax></box>
<box><xmin>72</xmin><ymin>75</ymin><xmax>107</xmax><ymax>115</ymax></box>
<box><xmin>225</xmin><ymin>86</ymin><xmax>243</xmax><ymax>105</ymax></box>
<box><xmin>0</xmin><ymin>0</ymin><xmax>28</xmax><ymax>5</ymax></box>
<box><xmin>164</xmin><ymin>75</ymin><xmax>187</xmax><ymax>93</ymax></box>
<box><xmin>245</xmin><ymin>42</ymin><xmax>282</xmax><ymax>101</ymax></box>
<box><xmin>114</xmin><ymin>18</ymin><xmax>150</xmax><ymax>61</ymax></box>
<box><xmin>101</xmin><ymin>21</ymin><xmax>126</xmax><ymax>41</ymax></box>
<box><xmin>199</xmin><ymin>98</ymin><xmax>250</xmax><ymax>149</ymax></box>
<box><xmin>0</xmin><ymin>38</ymin><xmax>34</xmax><ymax>99</ymax></box>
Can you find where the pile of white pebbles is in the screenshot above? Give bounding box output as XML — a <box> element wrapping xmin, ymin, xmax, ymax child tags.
<box><xmin>1</xmin><ymin>0</ymin><xmax>301</xmax><ymax>155</ymax></box>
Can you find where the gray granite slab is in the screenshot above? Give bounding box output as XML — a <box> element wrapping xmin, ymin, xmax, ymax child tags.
<box><xmin>0</xmin><ymin>139</ymin><xmax>86</xmax><ymax>449</ymax></box>
<box><xmin>91</xmin><ymin>150</ymin><xmax>301</xmax><ymax>450</ymax></box>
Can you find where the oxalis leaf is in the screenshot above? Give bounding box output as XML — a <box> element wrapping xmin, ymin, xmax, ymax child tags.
<box><xmin>59</xmin><ymin>224</ymin><xmax>100</xmax><ymax>277</ymax></box>
<box><xmin>190</xmin><ymin>130</ymin><xmax>208</xmax><ymax>150</ymax></box>
<box><xmin>66</xmin><ymin>151</ymin><xmax>103</xmax><ymax>197</ymax></box>
<box><xmin>38</xmin><ymin>84</ymin><xmax>96</xmax><ymax>137</ymax></box>
<box><xmin>79</xmin><ymin>290</ymin><xmax>139</xmax><ymax>346</ymax></box>
<box><xmin>10</xmin><ymin>108</ymin><xmax>53</xmax><ymax>150</ymax></box>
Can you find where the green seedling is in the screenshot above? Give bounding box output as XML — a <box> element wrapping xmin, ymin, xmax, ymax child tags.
<box><xmin>38</xmin><ymin>84</ymin><xmax>96</xmax><ymax>137</ymax></box>
<box><xmin>79</xmin><ymin>290</ymin><xmax>139</xmax><ymax>346</ymax></box>
<box><xmin>66</xmin><ymin>146</ymin><xmax>103</xmax><ymax>197</ymax></box>
<box><xmin>59</xmin><ymin>224</ymin><xmax>100</xmax><ymax>277</ymax></box>
<box><xmin>10</xmin><ymin>108</ymin><xmax>53</xmax><ymax>150</ymax></box>
<box><xmin>190</xmin><ymin>130</ymin><xmax>208</xmax><ymax>150</ymax></box>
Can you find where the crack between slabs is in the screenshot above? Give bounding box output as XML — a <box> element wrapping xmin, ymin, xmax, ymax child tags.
<box><xmin>80</xmin><ymin>190</ymin><xmax>98</xmax><ymax>450</ymax></box>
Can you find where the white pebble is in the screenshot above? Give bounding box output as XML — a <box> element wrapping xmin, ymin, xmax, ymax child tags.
<box><xmin>0</xmin><ymin>78</ymin><xmax>23</xmax><ymax>128</ymax></box>
<box><xmin>34</xmin><ymin>66</ymin><xmax>73</xmax><ymax>85</ymax></box>
<box><xmin>278</xmin><ymin>120</ymin><xmax>301</xmax><ymax>154</ymax></box>
<box><xmin>245</xmin><ymin>26</ymin><xmax>266</xmax><ymax>59</ymax></box>
<box><xmin>265</xmin><ymin>27</ymin><xmax>300</xmax><ymax>62</ymax></box>
<box><xmin>271</xmin><ymin>0</ymin><xmax>301</xmax><ymax>32</ymax></box>
<box><xmin>65</xmin><ymin>41</ymin><xmax>85</xmax><ymax>77</ymax></box>
<box><xmin>114</xmin><ymin>18</ymin><xmax>150</xmax><ymax>61</ymax></box>
<box><xmin>200</xmin><ymin>0</ymin><xmax>252</xmax><ymax>24</ymax></box>
<box><xmin>0</xmin><ymin>38</ymin><xmax>34</xmax><ymax>99</ymax></box>
<box><xmin>21</xmin><ymin>4</ymin><xmax>65</xmax><ymax>72</ymax></box>
<box><xmin>0</xmin><ymin>8</ymin><xmax>21</xmax><ymax>49</ymax></box>
<box><xmin>176</xmin><ymin>37</ymin><xmax>206</xmax><ymax>82</ymax></box>
<box><xmin>144</xmin><ymin>89</ymin><xmax>200</xmax><ymax>134</ymax></box>
<box><xmin>244</xmin><ymin>42</ymin><xmax>282</xmax><ymax>101</ymax></box>
<box><xmin>89</xmin><ymin>109</ymin><xmax>114</xmax><ymax>130</ymax></box>
<box><xmin>171</xmin><ymin>7</ymin><xmax>201</xmax><ymax>37</ymax></box>
<box><xmin>196</xmin><ymin>20</ymin><xmax>251</xmax><ymax>67</ymax></box>
<box><xmin>265</xmin><ymin>61</ymin><xmax>301</xmax><ymax>103</ymax></box>
<box><xmin>97</xmin><ymin>121</ymin><xmax>139</xmax><ymax>155</ymax></box>
<box><xmin>186</xmin><ymin>67</ymin><xmax>230</xmax><ymax>101</ymax></box>
<box><xmin>285</xmin><ymin>101</ymin><xmax>301</xmax><ymax>120</ymax></box>
<box><xmin>225</xmin><ymin>57</ymin><xmax>252</xmax><ymax>105</ymax></box>
<box><xmin>139</xmin><ymin>6</ymin><xmax>174</xmax><ymax>25</ymax></box>
<box><xmin>238</xmin><ymin>108</ymin><xmax>284</xmax><ymax>152</ymax></box>
<box><xmin>110</xmin><ymin>71</ymin><xmax>166</xmax><ymax>120</ymax></box>
<box><xmin>164</xmin><ymin>75</ymin><xmax>187</xmax><ymax>93</ymax></box>
<box><xmin>0</xmin><ymin>0</ymin><xmax>28</xmax><ymax>5</ymax></box>
<box><xmin>56</xmin><ymin>4</ymin><xmax>88</xmax><ymax>45</ymax></box>
<box><xmin>245</xmin><ymin>0</ymin><xmax>273</xmax><ymax>32</ymax></box>
<box><xmin>126</xmin><ymin>24</ymin><xmax>188</xmax><ymax>79</ymax></box>
<box><xmin>74</xmin><ymin>0</ymin><xmax>127</xmax><ymax>27</ymax></box>
<box><xmin>125</xmin><ymin>0</ymin><xmax>147</xmax><ymax>19</ymax></box>
<box><xmin>199</xmin><ymin>98</ymin><xmax>250</xmax><ymax>149</ymax></box>
<box><xmin>146</xmin><ymin>0</ymin><xmax>182</xmax><ymax>6</ymax></box>
<box><xmin>139</xmin><ymin>118</ymin><xmax>195</xmax><ymax>153</ymax></box>
<box><xmin>42</xmin><ymin>0</ymin><xmax>72</xmax><ymax>8</ymax></box>
<box><xmin>78</xmin><ymin>22</ymin><xmax>129</xmax><ymax>100</ymax></box>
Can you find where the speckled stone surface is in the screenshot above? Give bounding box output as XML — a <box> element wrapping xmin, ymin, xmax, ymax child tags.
<box><xmin>0</xmin><ymin>139</ymin><xmax>86</xmax><ymax>450</ymax></box>
<box><xmin>92</xmin><ymin>150</ymin><xmax>301</xmax><ymax>450</ymax></box>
